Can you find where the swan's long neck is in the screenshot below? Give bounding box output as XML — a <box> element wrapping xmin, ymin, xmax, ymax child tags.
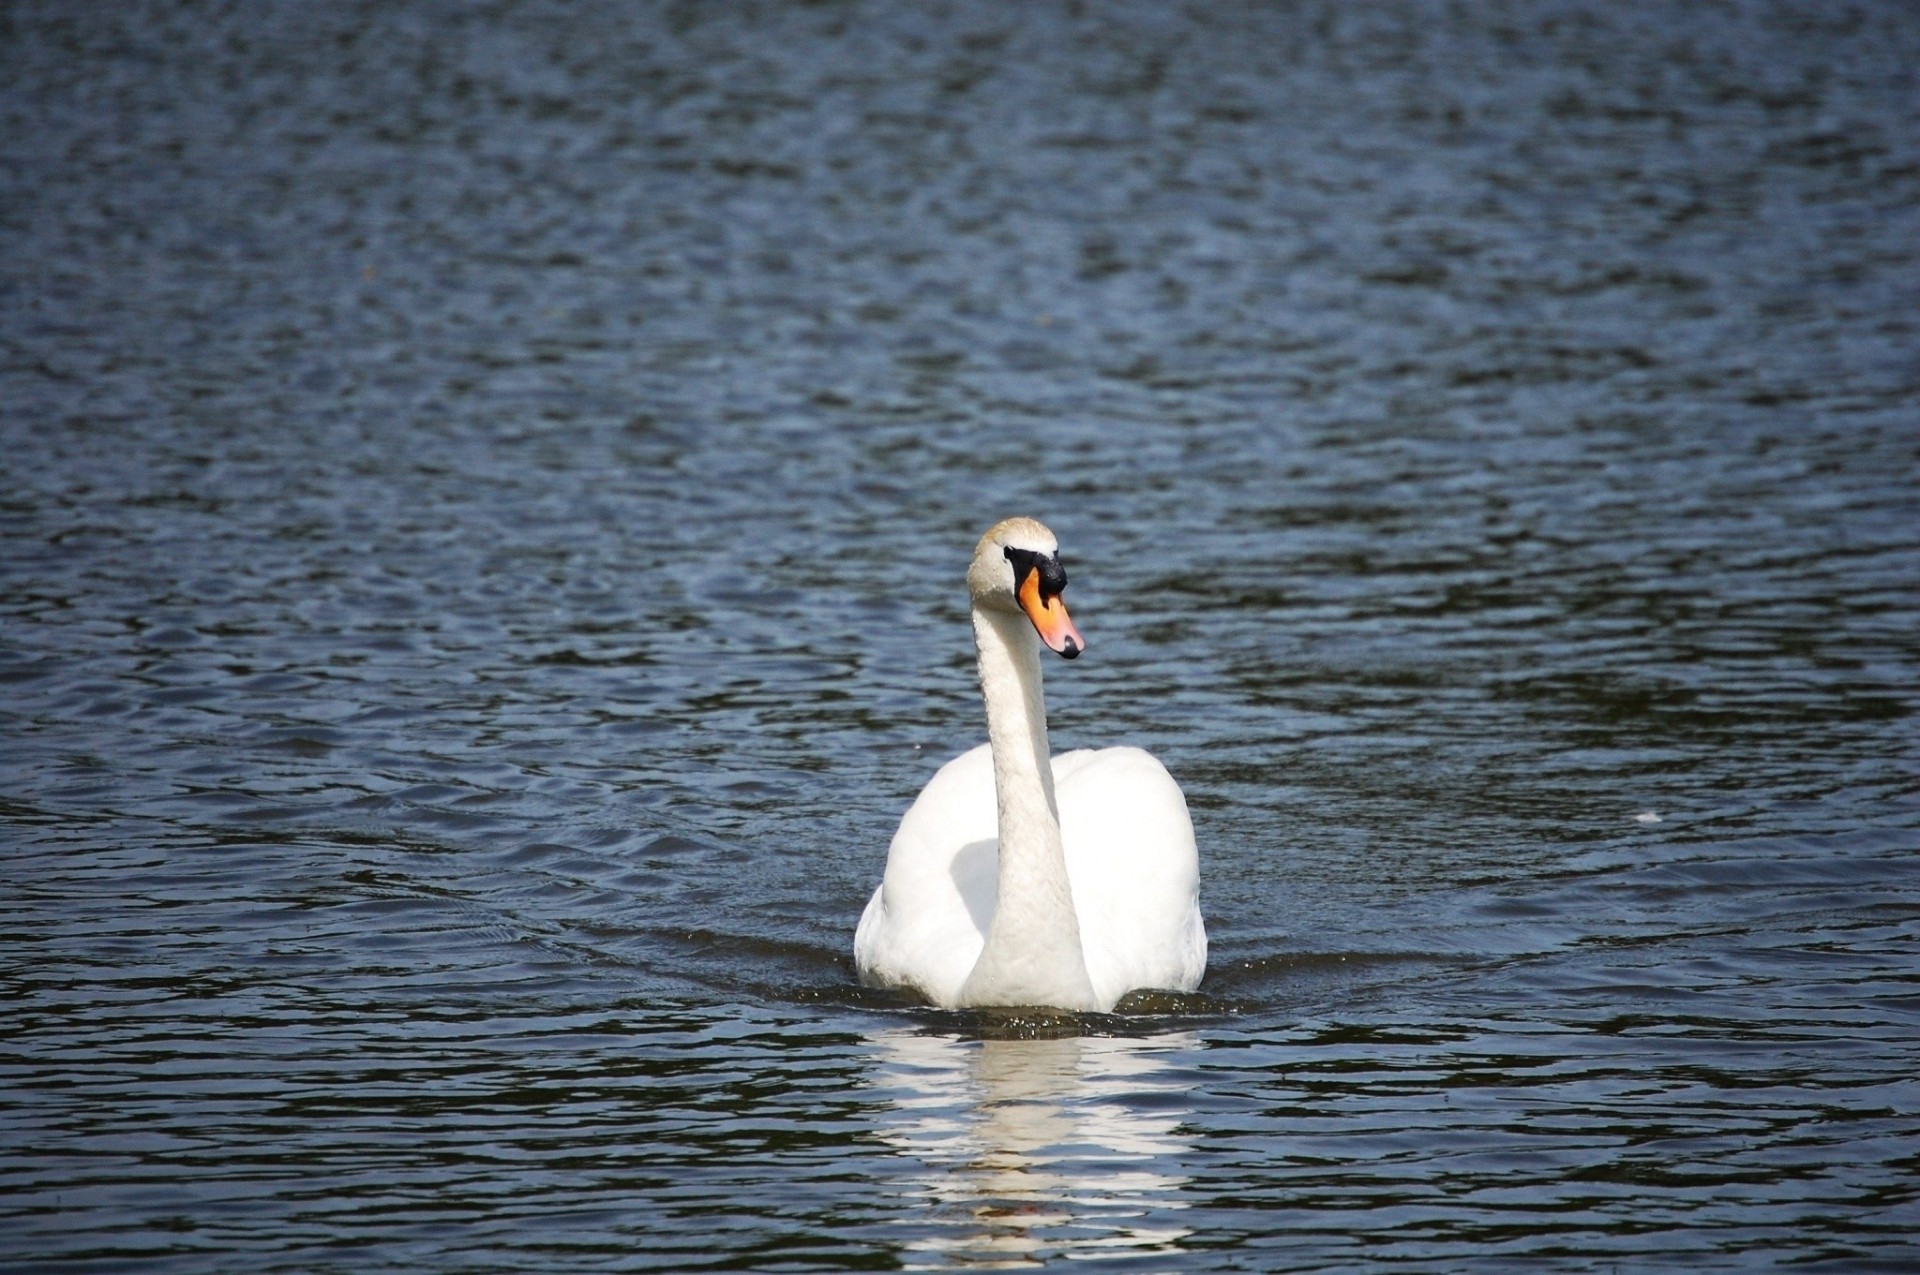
<box><xmin>959</xmin><ymin>604</ymin><xmax>1099</xmax><ymax>1010</ymax></box>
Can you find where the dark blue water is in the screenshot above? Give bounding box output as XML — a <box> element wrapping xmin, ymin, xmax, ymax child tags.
<box><xmin>4</xmin><ymin>1</ymin><xmax>1918</xmax><ymax>1269</ymax></box>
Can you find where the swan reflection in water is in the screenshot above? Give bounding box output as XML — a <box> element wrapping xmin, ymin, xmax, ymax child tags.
<box><xmin>864</xmin><ymin>1026</ymin><xmax>1197</xmax><ymax>1268</ymax></box>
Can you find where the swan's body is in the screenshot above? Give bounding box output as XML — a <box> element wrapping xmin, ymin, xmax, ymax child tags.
<box><xmin>854</xmin><ymin>518</ymin><xmax>1206</xmax><ymax>1012</ymax></box>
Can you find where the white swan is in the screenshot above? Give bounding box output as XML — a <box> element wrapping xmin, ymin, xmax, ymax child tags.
<box><xmin>854</xmin><ymin>517</ymin><xmax>1206</xmax><ymax>1012</ymax></box>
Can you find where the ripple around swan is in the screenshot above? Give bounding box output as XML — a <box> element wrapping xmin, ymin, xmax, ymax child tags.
<box><xmin>5</xmin><ymin>0</ymin><xmax>1920</xmax><ymax>1269</ymax></box>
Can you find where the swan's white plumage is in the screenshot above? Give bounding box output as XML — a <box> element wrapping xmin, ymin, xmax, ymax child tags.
<box><xmin>854</xmin><ymin>743</ymin><xmax>1205</xmax><ymax>1011</ymax></box>
<box><xmin>853</xmin><ymin>517</ymin><xmax>1206</xmax><ymax>1012</ymax></box>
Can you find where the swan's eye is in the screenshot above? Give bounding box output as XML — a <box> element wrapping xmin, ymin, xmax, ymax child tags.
<box><xmin>1003</xmin><ymin>546</ymin><xmax>1067</xmax><ymax>603</ymax></box>
<box><xmin>1004</xmin><ymin>546</ymin><xmax>1036</xmax><ymax>590</ymax></box>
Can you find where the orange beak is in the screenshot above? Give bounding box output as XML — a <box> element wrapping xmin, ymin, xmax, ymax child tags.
<box><xmin>1017</xmin><ymin>566</ymin><xmax>1085</xmax><ymax>659</ymax></box>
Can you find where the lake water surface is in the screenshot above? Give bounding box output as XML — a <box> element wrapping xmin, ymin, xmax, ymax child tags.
<box><xmin>4</xmin><ymin>1</ymin><xmax>1919</xmax><ymax>1269</ymax></box>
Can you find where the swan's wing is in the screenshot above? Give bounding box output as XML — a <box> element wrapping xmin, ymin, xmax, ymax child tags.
<box><xmin>854</xmin><ymin>743</ymin><xmax>998</xmax><ymax>1006</ymax></box>
<box><xmin>1056</xmin><ymin>747</ymin><xmax>1207</xmax><ymax>1004</ymax></box>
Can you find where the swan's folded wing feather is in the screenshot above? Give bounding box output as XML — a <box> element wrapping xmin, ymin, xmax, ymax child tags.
<box><xmin>853</xmin><ymin>743</ymin><xmax>997</xmax><ymax>1005</ymax></box>
<box><xmin>1055</xmin><ymin>746</ymin><xmax>1207</xmax><ymax>1005</ymax></box>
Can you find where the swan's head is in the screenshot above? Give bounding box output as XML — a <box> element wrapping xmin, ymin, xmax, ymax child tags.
<box><xmin>969</xmin><ymin>517</ymin><xmax>1085</xmax><ymax>659</ymax></box>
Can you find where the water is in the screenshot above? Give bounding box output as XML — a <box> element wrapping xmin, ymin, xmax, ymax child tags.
<box><xmin>4</xmin><ymin>0</ymin><xmax>1918</xmax><ymax>1268</ymax></box>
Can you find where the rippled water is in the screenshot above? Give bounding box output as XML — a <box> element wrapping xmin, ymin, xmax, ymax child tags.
<box><xmin>4</xmin><ymin>1</ymin><xmax>1919</xmax><ymax>1269</ymax></box>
